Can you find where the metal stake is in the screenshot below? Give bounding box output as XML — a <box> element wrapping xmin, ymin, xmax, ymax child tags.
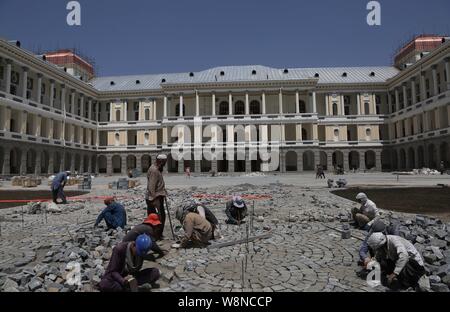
<box><xmin>21</xmin><ymin>207</ymin><xmax>24</xmax><ymax>228</ymax></box>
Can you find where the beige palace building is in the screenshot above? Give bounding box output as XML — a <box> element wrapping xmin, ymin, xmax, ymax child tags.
<box><xmin>0</xmin><ymin>35</ymin><xmax>449</xmax><ymax>175</ymax></box>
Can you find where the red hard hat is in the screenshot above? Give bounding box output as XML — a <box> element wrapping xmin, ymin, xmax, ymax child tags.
<box><xmin>104</xmin><ymin>197</ymin><xmax>115</xmax><ymax>205</ymax></box>
<box><xmin>143</xmin><ymin>213</ymin><xmax>162</xmax><ymax>226</ymax></box>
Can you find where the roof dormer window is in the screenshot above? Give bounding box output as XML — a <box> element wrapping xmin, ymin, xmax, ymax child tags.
<box><xmin>252</xmin><ymin>70</ymin><xmax>257</xmax><ymax>75</ymax></box>
<box><xmin>342</xmin><ymin>72</ymin><xmax>347</xmax><ymax>77</ymax></box>
<box><xmin>110</xmin><ymin>81</ymin><xmax>115</xmax><ymax>86</ymax></box>
<box><xmin>189</xmin><ymin>72</ymin><xmax>194</xmax><ymax>77</ymax></box>
<box><xmin>220</xmin><ymin>71</ymin><xmax>225</xmax><ymax>76</ymax></box>
<box><xmin>283</xmin><ymin>69</ymin><xmax>289</xmax><ymax>74</ymax></box>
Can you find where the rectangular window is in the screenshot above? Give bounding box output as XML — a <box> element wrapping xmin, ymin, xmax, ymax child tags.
<box><xmin>0</xmin><ymin>66</ymin><xmax>4</xmax><ymax>80</ymax></box>
<box><xmin>27</xmin><ymin>77</ymin><xmax>34</xmax><ymax>90</ymax></box>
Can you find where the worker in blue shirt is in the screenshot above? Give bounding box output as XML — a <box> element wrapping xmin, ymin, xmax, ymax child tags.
<box><xmin>95</xmin><ymin>197</ymin><xmax>127</xmax><ymax>229</ymax></box>
<box><xmin>51</xmin><ymin>171</ymin><xmax>71</xmax><ymax>204</ymax></box>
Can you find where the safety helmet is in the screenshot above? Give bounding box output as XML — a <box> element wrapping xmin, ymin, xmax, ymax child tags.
<box><xmin>367</xmin><ymin>232</ymin><xmax>387</xmax><ymax>250</ymax></box>
<box><xmin>135</xmin><ymin>234</ymin><xmax>152</xmax><ymax>256</ymax></box>
<box><xmin>232</xmin><ymin>195</ymin><xmax>245</xmax><ymax>209</ymax></box>
<box><xmin>356</xmin><ymin>193</ymin><xmax>368</xmax><ymax>202</ymax></box>
<box><xmin>143</xmin><ymin>213</ymin><xmax>162</xmax><ymax>226</ymax></box>
<box><xmin>370</xmin><ymin>220</ymin><xmax>386</xmax><ymax>233</ymax></box>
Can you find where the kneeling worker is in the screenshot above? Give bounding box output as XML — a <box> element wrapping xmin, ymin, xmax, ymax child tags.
<box><xmin>98</xmin><ymin>234</ymin><xmax>160</xmax><ymax>292</ymax></box>
<box><xmin>351</xmin><ymin>193</ymin><xmax>379</xmax><ymax>230</ymax></box>
<box><xmin>173</xmin><ymin>207</ymin><xmax>212</xmax><ymax>248</ymax></box>
<box><xmin>225</xmin><ymin>195</ymin><xmax>247</xmax><ymax>225</ymax></box>
<box><xmin>94</xmin><ymin>197</ymin><xmax>127</xmax><ymax>230</ymax></box>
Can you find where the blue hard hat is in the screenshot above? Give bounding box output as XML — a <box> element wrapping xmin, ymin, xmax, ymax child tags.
<box><xmin>135</xmin><ymin>234</ymin><xmax>152</xmax><ymax>256</ymax></box>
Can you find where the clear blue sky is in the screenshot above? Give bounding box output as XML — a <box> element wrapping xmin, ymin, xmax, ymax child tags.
<box><xmin>1</xmin><ymin>0</ymin><xmax>449</xmax><ymax>76</ymax></box>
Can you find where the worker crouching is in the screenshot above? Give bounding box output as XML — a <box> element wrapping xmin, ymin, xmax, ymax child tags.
<box><xmin>94</xmin><ymin>197</ymin><xmax>127</xmax><ymax>230</ymax></box>
<box><xmin>351</xmin><ymin>193</ymin><xmax>379</xmax><ymax>230</ymax></box>
<box><xmin>225</xmin><ymin>195</ymin><xmax>247</xmax><ymax>225</ymax></box>
<box><xmin>98</xmin><ymin>234</ymin><xmax>160</xmax><ymax>292</ymax></box>
<box><xmin>173</xmin><ymin>207</ymin><xmax>212</xmax><ymax>248</ymax></box>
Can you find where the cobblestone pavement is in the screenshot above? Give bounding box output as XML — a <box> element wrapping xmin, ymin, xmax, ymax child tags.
<box><xmin>0</xmin><ymin>174</ymin><xmax>449</xmax><ymax>292</ymax></box>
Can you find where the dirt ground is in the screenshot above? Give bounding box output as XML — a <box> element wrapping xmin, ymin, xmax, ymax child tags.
<box><xmin>0</xmin><ymin>190</ymin><xmax>89</xmax><ymax>209</ymax></box>
<box><xmin>332</xmin><ymin>187</ymin><xmax>450</xmax><ymax>221</ymax></box>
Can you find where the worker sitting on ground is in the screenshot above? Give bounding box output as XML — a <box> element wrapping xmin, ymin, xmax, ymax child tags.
<box><xmin>94</xmin><ymin>197</ymin><xmax>127</xmax><ymax>230</ymax></box>
<box><xmin>351</xmin><ymin>193</ymin><xmax>379</xmax><ymax>231</ymax></box>
<box><xmin>225</xmin><ymin>195</ymin><xmax>247</xmax><ymax>225</ymax></box>
<box><xmin>367</xmin><ymin>232</ymin><xmax>428</xmax><ymax>291</ymax></box>
<box><xmin>51</xmin><ymin>171</ymin><xmax>71</xmax><ymax>204</ymax></box>
<box><xmin>172</xmin><ymin>207</ymin><xmax>212</xmax><ymax>248</ymax></box>
<box><xmin>98</xmin><ymin>234</ymin><xmax>160</xmax><ymax>292</ymax></box>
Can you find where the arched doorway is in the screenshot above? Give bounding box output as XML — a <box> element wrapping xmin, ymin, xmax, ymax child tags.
<box><xmin>381</xmin><ymin>150</ymin><xmax>390</xmax><ymax>171</ymax></box>
<box><xmin>98</xmin><ymin>155</ymin><xmax>107</xmax><ymax>173</ymax></box>
<box><xmin>285</xmin><ymin>151</ymin><xmax>297</xmax><ymax>172</ymax></box>
<box><xmin>319</xmin><ymin>151</ymin><xmax>327</xmax><ymax>170</ymax></box>
<box><xmin>349</xmin><ymin>151</ymin><xmax>360</xmax><ymax>170</ymax></box>
<box><xmin>250</xmin><ymin>100</ymin><xmax>261</xmax><ymax>115</ymax></box>
<box><xmin>75</xmin><ymin>154</ymin><xmax>81</xmax><ymax>173</ymax></box>
<box><xmin>417</xmin><ymin>146</ymin><xmax>424</xmax><ymax>168</ymax></box>
<box><xmin>0</xmin><ymin>147</ymin><xmax>4</xmax><ymax>174</ymax></box>
<box><xmin>112</xmin><ymin>155</ymin><xmax>122</xmax><ymax>173</ymax></box>
<box><xmin>10</xmin><ymin>148</ymin><xmax>21</xmax><ymax>174</ymax></box>
<box><xmin>54</xmin><ymin>152</ymin><xmax>62</xmax><ymax>173</ymax></box>
<box><xmin>141</xmin><ymin>155</ymin><xmax>151</xmax><ymax>172</ymax></box>
<box><xmin>302</xmin><ymin>150</ymin><xmax>314</xmax><ymax>171</ymax></box>
<box><xmin>41</xmin><ymin>151</ymin><xmax>49</xmax><ymax>174</ymax></box>
<box><xmin>332</xmin><ymin>151</ymin><xmax>344</xmax><ymax>169</ymax></box>
<box><xmin>127</xmin><ymin>155</ymin><xmax>137</xmax><ymax>170</ymax></box>
<box><xmin>407</xmin><ymin>148</ymin><xmax>415</xmax><ymax>169</ymax></box>
<box><xmin>427</xmin><ymin>144</ymin><xmax>436</xmax><ymax>169</ymax></box>
<box><xmin>298</xmin><ymin>100</ymin><xmax>306</xmax><ymax>114</ymax></box>
<box><xmin>365</xmin><ymin>151</ymin><xmax>376</xmax><ymax>170</ymax></box>
<box><xmin>440</xmin><ymin>142</ymin><xmax>449</xmax><ymax>167</ymax></box>
<box><xmin>234</xmin><ymin>101</ymin><xmax>245</xmax><ymax>115</ymax></box>
<box><xmin>399</xmin><ymin>149</ymin><xmax>406</xmax><ymax>170</ymax></box>
<box><xmin>219</xmin><ymin>102</ymin><xmax>229</xmax><ymax>115</ymax></box>
<box><xmin>83</xmin><ymin>155</ymin><xmax>89</xmax><ymax>173</ymax></box>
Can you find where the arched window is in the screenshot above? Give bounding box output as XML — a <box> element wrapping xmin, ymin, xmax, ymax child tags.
<box><xmin>144</xmin><ymin>132</ymin><xmax>149</xmax><ymax>145</ymax></box>
<box><xmin>364</xmin><ymin>102</ymin><xmax>370</xmax><ymax>115</ymax></box>
<box><xmin>366</xmin><ymin>128</ymin><xmax>371</xmax><ymax>137</ymax></box>
<box><xmin>332</xmin><ymin>103</ymin><xmax>338</xmax><ymax>116</ymax></box>
<box><xmin>115</xmin><ymin>109</ymin><xmax>121</xmax><ymax>121</ymax></box>
<box><xmin>298</xmin><ymin>100</ymin><xmax>306</xmax><ymax>114</ymax></box>
<box><xmin>235</xmin><ymin>101</ymin><xmax>245</xmax><ymax>115</ymax></box>
<box><xmin>115</xmin><ymin>133</ymin><xmax>120</xmax><ymax>146</ymax></box>
<box><xmin>219</xmin><ymin>101</ymin><xmax>229</xmax><ymax>115</ymax></box>
<box><xmin>334</xmin><ymin>129</ymin><xmax>339</xmax><ymax>141</ymax></box>
<box><xmin>250</xmin><ymin>100</ymin><xmax>261</xmax><ymax>115</ymax></box>
<box><xmin>302</xmin><ymin>128</ymin><xmax>307</xmax><ymax>140</ymax></box>
<box><xmin>144</xmin><ymin>109</ymin><xmax>150</xmax><ymax>121</ymax></box>
<box><xmin>175</xmin><ymin>104</ymin><xmax>185</xmax><ymax>116</ymax></box>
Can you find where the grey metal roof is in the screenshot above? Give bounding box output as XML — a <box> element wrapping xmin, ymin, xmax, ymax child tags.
<box><xmin>89</xmin><ymin>65</ymin><xmax>400</xmax><ymax>92</ymax></box>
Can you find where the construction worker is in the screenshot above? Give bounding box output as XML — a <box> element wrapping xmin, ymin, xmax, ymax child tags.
<box><xmin>123</xmin><ymin>213</ymin><xmax>163</xmax><ymax>242</ymax></box>
<box><xmin>173</xmin><ymin>208</ymin><xmax>212</xmax><ymax>248</ymax></box>
<box><xmin>225</xmin><ymin>195</ymin><xmax>247</xmax><ymax>225</ymax></box>
<box><xmin>367</xmin><ymin>232</ymin><xmax>427</xmax><ymax>290</ymax></box>
<box><xmin>181</xmin><ymin>200</ymin><xmax>222</xmax><ymax>239</ymax></box>
<box><xmin>98</xmin><ymin>234</ymin><xmax>161</xmax><ymax>292</ymax></box>
<box><xmin>351</xmin><ymin>193</ymin><xmax>379</xmax><ymax>230</ymax></box>
<box><xmin>51</xmin><ymin>171</ymin><xmax>71</xmax><ymax>204</ymax></box>
<box><xmin>94</xmin><ymin>197</ymin><xmax>127</xmax><ymax>230</ymax></box>
<box><xmin>146</xmin><ymin>154</ymin><xmax>168</xmax><ymax>234</ymax></box>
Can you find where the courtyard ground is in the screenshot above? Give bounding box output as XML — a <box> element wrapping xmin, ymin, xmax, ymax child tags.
<box><xmin>0</xmin><ymin>172</ymin><xmax>449</xmax><ymax>292</ymax></box>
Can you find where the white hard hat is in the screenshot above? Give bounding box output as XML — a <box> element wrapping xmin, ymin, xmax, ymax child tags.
<box><xmin>367</xmin><ymin>232</ymin><xmax>387</xmax><ymax>250</ymax></box>
<box><xmin>356</xmin><ymin>193</ymin><xmax>368</xmax><ymax>201</ymax></box>
<box><xmin>157</xmin><ymin>154</ymin><xmax>167</xmax><ymax>160</ymax></box>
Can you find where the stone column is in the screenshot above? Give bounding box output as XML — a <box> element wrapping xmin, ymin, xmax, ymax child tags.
<box><xmin>343</xmin><ymin>151</ymin><xmax>350</xmax><ymax>172</ymax></box>
<box><xmin>60</xmin><ymin>152</ymin><xmax>65</xmax><ymax>172</ymax></box>
<box><xmin>2</xmin><ymin>147</ymin><xmax>11</xmax><ymax>175</ymax></box>
<box><xmin>375</xmin><ymin>150</ymin><xmax>382</xmax><ymax>172</ymax></box>
<box><xmin>326</xmin><ymin>151</ymin><xmax>333</xmax><ymax>172</ymax></box>
<box><xmin>311</xmin><ymin>91</ymin><xmax>317</xmax><ymax>114</ymax></box>
<box><xmin>394</xmin><ymin>89</ymin><xmax>400</xmax><ymax>112</ymax></box>
<box><xmin>296</xmin><ymin>151</ymin><xmax>303</xmax><ymax>172</ymax></box>
<box><xmin>49</xmin><ymin>79</ymin><xmax>55</xmax><ymax>107</ymax></box>
<box><xmin>135</xmin><ymin>155</ymin><xmax>141</xmax><ymax>173</ymax></box>
<box><xmin>279</xmin><ymin>150</ymin><xmax>286</xmax><ymax>173</ymax></box>
<box><xmin>163</xmin><ymin>96</ymin><xmax>168</xmax><ymax>117</ymax></box>
<box><xmin>79</xmin><ymin>155</ymin><xmax>84</xmax><ymax>174</ymax></box>
<box><xmin>359</xmin><ymin>152</ymin><xmax>366</xmax><ymax>171</ymax></box>
<box><xmin>22</xmin><ymin>67</ymin><xmax>28</xmax><ymax>99</ymax></box>
<box><xmin>245</xmin><ymin>149</ymin><xmax>251</xmax><ymax>173</ymax></box>
<box><xmin>295</xmin><ymin>91</ymin><xmax>300</xmax><ymax>114</ymax></box>
<box><xmin>88</xmin><ymin>99</ymin><xmax>92</xmax><ymax>120</ymax></box>
<box><xmin>445</xmin><ymin>58</ymin><xmax>450</xmax><ymax>91</ymax></box>
<box><xmin>20</xmin><ymin>150</ymin><xmax>27</xmax><ymax>175</ymax></box>
<box><xmin>414</xmin><ymin>148</ymin><xmax>420</xmax><ymax>169</ymax></box>
<box><xmin>178</xmin><ymin>157</ymin><xmax>184</xmax><ymax>173</ymax></box>
<box><xmin>35</xmin><ymin>151</ymin><xmax>41</xmax><ymax>175</ymax></box>
<box><xmin>228</xmin><ymin>93</ymin><xmax>233</xmax><ymax>116</ymax></box>
<box><xmin>48</xmin><ymin>152</ymin><xmax>54</xmax><ymax>174</ymax></box>
<box><xmin>5</xmin><ymin>59</ymin><xmax>12</xmax><ymax>94</ymax></box>
<box><xmin>121</xmin><ymin>155</ymin><xmax>127</xmax><ymax>175</ymax></box>
<box><xmin>195</xmin><ymin>91</ymin><xmax>200</xmax><ymax>116</ymax></box>
<box><xmin>212</xmin><ymin>157</ymin><xmax>218</xmax><ymax>173</ymax></box>
<box><xmin>179</xmin><ymin>94</ymin><xmax>183</xmax><ymax>117</ymax></box>
<box><xmin>411</xmin><ymin>78</ymin><xmax>417</xmax><ymax>105</ymax></box>
<box><xmin>313</xmin><ymin>150</ymin><xmax>320</xmax><ymax>170</ymax></box>
<box><xmin>70</xmin><ymin>90</ymin><xmax>76</xmax><ymax>114</ymax></box>
<box><xmin>245</xmin><ymin>92</ymin><xmax>249</xmax><ymax>115</ymax></box>
<box><xmin>79</xmin><ymin>95</ymin><xmax>85</xmax><ymax>118</ymax></box>
<box><xmin>106</xmin><ymin>155</ymin><xmax>113</xmax><ymax>175</ymax></box>
<box><xmin>211</xmin><ymin>93</ymin><xmax>216</xmax><ymax>116</ymax></box>
<box><xmin>420</xmin><ymin>71</ymin><xmax>427</xmax><ymax>101</ymax></box>
<box><xmin>278</xmin><ymin>89</ymin><xmax>283</xmax><ymax>114</ymax></box>
<box><xmin>402</xmin><ymin>83</ymin><xmax>408</xmax><ymax>108</ymax></box>
<box><xmin>431</xmin><ymin>65</ymin><xmax>439</xmax><ymax>96</ymax></box>
<box><xmin>325</xmin><ymin>94</ymin><xmax>329</xmax><ymax>115</ymax></box>
<box><xmin>194</xmin><ymin>160</ymin><xmax>201</xmax><ymax>173</ymax></box>
<box><xmin>20</xmin><ymin>111</ymin><xmax>27</xmax><ymax>134</ymax></box>
<box><xmin>340</xmin><ymin>94</ymin><xmax>345</xmax><ymax>116</ymax></box>
<box><xmin>36</xmin><ymin>74</ymin><xmax>42</xmax><ymax>103</ymax></box>
<box><xmin>60</xmin><ymin>85</ymin><xmax>66</xmax><ymax>112</ymax></box>
<box><xmin>262</xmin><ymin>92</ymin><xmax>266</xmax><ymax>115</ymax></box>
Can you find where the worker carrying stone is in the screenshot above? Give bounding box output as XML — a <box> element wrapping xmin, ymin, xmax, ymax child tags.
<box><xmin>51</xmin><ymin>171</ymin><xmax>71</xmax><ymax>204</ymax></box>
<box><xmin>94</xmin><ymin>197</ymin><xmax>127</xmax><ymax>230</ymax></box>
<box><xmin>225</xmin><ymin>195</ymin><xmax>247</xmax><ymax>225</ymax></box>
<box><xmin>367</xmin><ymin>232</ymin><xmax>429</xmax><ymax>291</ymax></box>
<box><xmin>145</xmin><ymin>154</ymin><xmax>168</xmax><ymax>235</ymax></box>
<box><xmin>172</xmin><ymin>207</ymin><xmax>212</xmax><ymax>248</ymax></box>
<box><xmin>351</xmin><ymin>193</ymin><xmax>379</xmax><ymax>230</ymax></box>
<box><xmin>98</xmin><ymin>234</ymin><xmax>161</xmax><ymax>292</ymax></box>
